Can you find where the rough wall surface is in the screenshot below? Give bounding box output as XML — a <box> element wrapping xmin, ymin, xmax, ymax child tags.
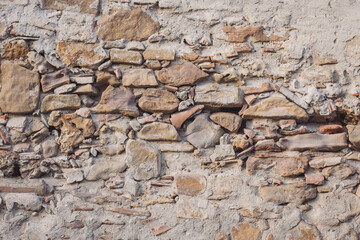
<box><xmin>0</xmin><ymin>0</ymin><xmax>360</xmax><ymax>239</ymax></box>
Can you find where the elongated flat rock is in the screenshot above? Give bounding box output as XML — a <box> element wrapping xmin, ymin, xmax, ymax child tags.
<box><xmin>138</xmin><ymin>122</ymin><xmax>179</xmax><ymax>141</ymax></box>
<box><xmin>122</xmin><ymin>69</ymin><xmax>158</xmax><ymax>87</ymax></box>
<box><xmin>138</xmin><ymin>88</ymin><xmax>179</xmax><ymax>114</ymax></box>
<box><xmin>41</xmin><ymin>94</ymin><xmax>81</xmax><ymax>113</ymax></box>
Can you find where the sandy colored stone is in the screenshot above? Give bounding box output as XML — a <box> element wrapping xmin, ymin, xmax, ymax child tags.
<box><xmin>56</xmin><ymin>42</ymin><xmax>108</xmax><ymax>69</ymax></box>
<box><xmin>231</xmin><ymin>223</ymin><xmax>261</xmax><ymax>240</ymax></box>
<box><xmin>287</xmin><ymin>221</ymin><xmax>321</xmax><ymax>240</ymax></box>
<box><xmin>210</xmin><ymin>112</ymin><xmax>242</xmax><ymax>132</ymax></box>
<box><xmin>126</xmin><ymin>139</ymin><xmax>161</xmax><ymax>181</ymax></box>
<box><xmin>0</xmin><ymin>62</ymin><xmax>40</xmax><ymax>114</ymax></box>
<box><xmin>41</xmin><ymin>0</ymin><xmax>99</xmax><ymax>14</ymax></box>
<box><xmin>73</xmin><ymin>84</ymin><xmax>99</xmax><ymax>96</ymax></box>
<box><xmin>223</xmin><ymin>25</ymin><xmax>288</xmax><ymax>43</ymax></box>
<box><xmin>259</xmin><ymin>183</ymin><xmax>317</xmax><ymax>204</ymax></box>
<box><xmin>96</xmin><ymin>72</ymin><xmax>120</xmax><ymax>86</ymax></box>
<box><xmin>143</xmin><ymin>48</ymin><xmax>175</xmax><ymax>60</ymax></box>
<box><xmin>41</xmin><ymin>69</ymin><xmax>70</xmax><ymax>93</ymax></box>
<box><xmin>346</xmin><ymin>36</ymin><xmax>360</xmax><ymax>67</ymax></box>
<box><xmin>122</xmin><ymin>69</ymin><xmax>158</xmax><ymax>87</ymax></box>
<box><xmin>41</xmin><ymin>94</ymin><xmax>81</xmax><ymax>113</ymax></box>
<box><xmin>138</xmin><ymin>122</ymin><xmax>179</xmax><ymax>141</ymax></box>
<box><xmin>85</xmin><ymin>159</ymin><xmax>127</xmax><ymax>181</ymax></box>
<box><xmin>156</xmin><ymin>62</ymin><xmax>208</xmax><ymax>86</ymax></box>
<box><xmin>174</xmin><ymin>174</ymin><xmax>206</xmax><ymax>196</ymax></box>
<box><xmin>243</xmin><ymin>97</ymin><xmax>309</xmax><ymax>122</ymax></box>
<box><xmin>98</xmin><ymin>8</ymin><xmax>160</xmax><ymax>41</ymax></box>
<box><xmin>278</xmin><ymin>133</ymin><xmax>347</xmax><ymax>151</ymax></box>
<box><xmin>138</xmin><ymin>88</ymin><xmax>179</xmax><ymax>113</ymax></box>
<box><xmin>109</xmin><ymin>49</ymin><xmax>143</xmax><ymax>65</ymax></box>
<box><xmin>176</xmin><ymin>197</ymin><xmax>208</xmax><ymax>219</ymax></box>
<box><xmin>242</xmin><ymin>82</ymin><xmax>272</xmax><ymax>95</ymax></box>
<box><xmin>1</xmin><ymin>40</ymin><xmax>28</xmax><ymax>60</ymax></box>
<box><xmin>92</xmin><ymin>86</ymin><xmax>139</xmax><ymax>117</ymax></box>
<box><xmin>195</xmin><ymin>82</ymin><xmax>244</xmax><ymax>108</ymax></box>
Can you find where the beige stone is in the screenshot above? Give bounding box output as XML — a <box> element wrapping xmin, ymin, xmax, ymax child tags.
<box><xmin>223</xmin><ymin>25</ymin><xmax>287</xmax><ymax>43</ymax></box>
<box><xmin>98</xmin><ymin>8</ymin><xmax>160</xmax><ymax>41</ymax></box>
<box><xmin>96</xmin><ymin>72</ymin><xmax>120</xmax><ymax>86</ymax></box>
<box><xmin>347</xmin><ymin>125</ymin><xmax>360</xmax><ymax>148</ymax></box>
<box><xmin>0</xmin><ymin>62</ymin><xmax>40</xmax><ymax>114</ymax></box>
<box><xmin>346</xmin><ymin>36</ymin><xmax>360</xmax><ymax>67</ymax></box>
<box><xmin>1</xmin><ymin>40</ymin><xmax>28</xmax><ymax>60</ymax></box>
<box><xmin>41</xmin><ymin>94</ymin><xmax>81</xmax><ymax>113</ymax></box>
<box><xmin>156</xmin><ymin>62</ymin><xmax>208</xmax><ymax>86</ymax></box>
<box><xmin>109</xmin><ymin>49</ymin><xmax>143</xmax><ymax>65</ymax></box>
<box><xmin>143</xmin><ymin>48</ymin><xmax>175</xmax><ymax>61</ymax></box>
<box><xmin>176</xmin><ymin>197</ymin><xmax>208</xmax><ymax>219</ymax></box>
<box><xmin>231</xmin><ymin>223</ymin><xmax>261</xmax><ymax>240</ymax></box>
<box><xmin>243</xmin><ymin>97</ymin><xmax>309</xmax><ymax>122</ymax></box>
<box><xmin>85</xmin><ymin>158</ymin><xmax>127</xmax><ymax>181</ymax></box>
<box><xmin>73</xmin><ymin>84</ymin><xmax>99</xmax><ymax>96</ymax></box>
<box><xmin>174</xmin><ymin>174</ymin><xmax>206</xmax><ymax>196</ymax></box>
<box><xmin>122</xmin><ymin>69</ymin><xmax>158</xmax><ymax>87</ymax></box>
<box><xmin>138</xmin><ymin>88</ymin><xmax>179</xmax><ymax>113</ymax></box>
<box><xmin>92</xmin><ymin>86</ymin><xmax>139</xmax><ymax>117</ymax></box>
<box><xmin>210</xmin><ymin>112</ymin><xmax>242</xmax><ymax>132</ymax></box>
<box><xmin>313</xmin><ymin>54</ymin><xmax>337</xmax><ymax>65</ymax></box>
<box><xmin>287</xmin><ymin>221</ymin><xmax>321</xmax><ymax>240</ymax></box>
<box><xmin>41</xmin><ymin>0</ymin><xmax>99</xmax><ymax>14</ymax></box>
<box><xmin>56</xmin><ymin>42</ymin><xmax>108</xmax><ymax>69</ymax></box>
<box><xmin>138</xmin><ymin>122</ymin><xmax>179</xmax><ymax>141</ymax></box>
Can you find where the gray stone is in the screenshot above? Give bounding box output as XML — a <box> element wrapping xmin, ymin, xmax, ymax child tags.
<box><xmin>84</xmin><ymin>158</ymin><xmax>127</xmax><ymax>181</ymax></box>
<box><xmin>42</xmin><ymin>139</ymin><xmax>58</xmax><ymax>158</ymax></box>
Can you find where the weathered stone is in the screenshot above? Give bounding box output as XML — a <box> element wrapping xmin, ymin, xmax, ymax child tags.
<box><xmin>1</xmin><ymin>40</ymin><xmax>28</xmax><ymax>60</ymax></box>
<box><xmin>313</xmin><ymin>54</ymin><xmax>337</xmax><ymax>65</ymax></box>
<box><xmin>232</xmin><ymin>134</ymin><xmax>252</xmax><ymax>150</ymax></box>
<box><xmin>98</xmin><ymin>8</ymin><xmax>160</xmax><ymax>41</ymax></box>
<box><xmin>170</xmin><ymin>105</ymin><xmax>204</xmax><ymax>128</ymax></box>
<box><xmin>92</xmin><ymin>86</ymin><xmax>139</xmax><ymax>117</ymax></box>
<box><xmin>143</xmin><ymin>48</ymin><xmax>175</xmax><ymax>61</ymax></box>
<box><xmin>0</xmin><ymin>151</ymin><xmax>17</xmax><ymax>177</ymax></box>
<box><xmin>126</xmin><ymin>139</ymin><xmax>161</xmax><ymax>181</ymax></box>
<box><xmin>138</xmin><ymin>88</ymin><xmax>179</xmax><ymax>114</ymax></box>
<box><xmin>210</xmin><ymin>144</ymin><xmax>236</xmax><ymax>161</ymax></box>
<box><xmin>318</xmin><ymin>124</ymin><xmax>344</xmax><ymax>134</ymax></box>
<box><xmin>42</xmin><ymin>139</ymin><xmax>58</xmax><ymax>158</ymax></box>
<box><xmin>84</xmin><ymin>158</ymin><xmax>127</xmax><ymax>181</ymax></box>
<box><xmin>41</xmin><ymin>0</ymin><xmax>99</xmax><ymax>14</ymax></box>
<box><xmin>138</xmin><ymin>122</ymin><xmax>179</xmax><ymax>141</ymax></box>
<box><xmin>259</xmin><ymin>183</ymin><xmax>317</xmax><ymax>204</ymax></box>
<box><xmin>56</xmin><ymin>42</ymin><xmax>108</xmax><ymax>69</ymax></box>
<box><xmin>243</xmin><ymin>97</ymin><xmax>309</xmax><ymax>122</ymax></box>
<box><xmin>174</xmin><ymin>174</ymin><xmax>206</xmax><ymax>196</ymax></box>
<box><xmin>122</xmin><ymin>69</ymin><xmax>158</xmax><ymax>87</ymax></box>
<box><xmin>305</xmin><ymin>172</ymin><xmax>324</xmax><ymax>185</ymax></box>
<box><xmin>41</xmin><ymin>94</ymin><xmax>81</xmax><ymax>113</ymax></box>
<box><xmin>279</xmin><ymin>119</ymin><xmax>297</xmax><ymax>131</ymax></box>
<box><xmin>210</xmin><ymin>112</ymin><xmax>242</xmax><ymax>132</ymax></box>
<box><xmin>6</xmin><ymin>117</ymin><xmax>27</xmax><ymax>132</ymax></box>
<box><xmin>41</xmin><ymin>69</ymin><xmax>70</xmax><ymax>93</ymax></box>
<box><xmin>96</xmin><ymin>72</ymin><xmax>120</xmax><ymax>86</ymax></box>
<box><xmin>346</xmin><ymin>36</ymin><xmax>360</xmax><ymax>67</ymax></box>
<box><xmin>300</xmin><ymin>65</ymin><xmax>333</xmax><ymax>83</ymax></box>
<box><xmin>4</xmin><ymin>193</ymin><xmax>42</xmax><ymax>212</ymax></box>
<box><xmin>347</xmin><ymin>125</ymin><xmax>360</xmax><ymax>148</ymax></box>
<box><xmin>54</xmin><ymin>83</ymin><xmax>77</xmax><ymax>94</ymax></box>
<box><xmin>48</xmin><ymin>112</ymin><xmax>95</xmax><ymax>153</ymax></box>
<box><xmin>63</xmin><ymin>169</ymin><xmax>84</xmax><ymax>184</ymax></box>
<box><xmin>71</xmin><ymin>76</ymin><xmax>94</xmax><ymax>84</ymax></box>
<box><xmin>156</xmin><ymin>62</ymin><xmax>208</xmax><ymax>86</ymax></box>
<box><xmin>105</xmin><ymin>116</ymin><xmax>132</xmax><ymax>134</ymax></box>
<box><xmin>195</xmin><ymin>82</ymin><xmax>244</xmax><ymax>108</ymax></box>
<box><xmin>286</xmin><ymin>221</ymin><xmax>321</xmax><ymax>240</ymax></box>
<box><xmin>210</xmin><ymin>175</ymin><xmax>243</xmax><ymax>198</ymax></box>
<box><xmin>223</xmin><ymin>25</ymin><xmax>287</xmax><ymax>43</ymax></box>
<box><xmin>309</xmin><ymin>155</ymin><xmax>344</xmax><ymax>168</ymax></box>
<box><xmin>322</xmin><ymin>164</ymin><xmax>356</xmax><ymax>180</ymax></box>
<box><xmin>242</xmin><ymin>82</ymin><xmax>272</xmax><ymax>95</ymax></box>
<box><xmin>73</xmin><ymin>84</ymin><xmax>99</xmax><ymax>96</ymax></box>
<box><xmin>151</xmin><ymin>142</ymin><xmax>194</xmax><ymax>152</ymax></box>
<box><xmin>231</xmin><ymin>223</ymin><xmax>261</xmax><ymax>240</ymax></box>
<box><xmin>109</xmin><ymin>49</ymin><xmax>143</xmax><ymax>65</ymax></box>
<box><xmin>0</xmin><ymin>62</ymin><xmax>40</xmax><ymax>114</ymax></box>
<box><xmin>186</xmin><ymin>113</ymin><xmax>224</xmax><ymax>148</ymax></box>
<box><xmin>278</xmin><ymin>133</ymin><xmax>347</xmax><ymax>151</ymax></box>
<box><xmin>176</xmin><ymin>197</ymin><xmax>208</xmax><ymax>219</ymax></box>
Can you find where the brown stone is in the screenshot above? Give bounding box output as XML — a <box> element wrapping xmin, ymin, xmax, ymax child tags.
<box><xmin>318</xmin><ymin>124</ymin><xmax>344</xmax><ymax>134</ymax></box>
<box><xmin>92</xmin><ymin>86</ymin><xmax>139</xmax><ymax>117</ymax></box>
<box><xmin>41</xmin><ymin>69</ymin><xmax>70</xmax><ymax>92</ymax></box>
<box><xmin>174</xmin><ymin>174</ymin><xmax>206</xmax><ymax>196</ymax></box>
<box><xmin>138</xmin><ymin>122</ymin><xmax>179</xmax><ymax>141</ymax></box>
<box><xmin>143</xmin><ymin>48</ymin><xmax>176</xmax><ymax>61</ymax></box>
<box><xmin>322</xmin><ymin>164</ymin><xmax>356</xmax><ymax>180</ymax></box>
<box><xmin>259</xmin><ymin>183</ymin><xmax>317</xmax><ymax>204</ymax></box>
<box><xmin>223</xmin><ymin>25</ymin><xmax>288</xmax><ymax>43</ymax></box>
<box><xmin>1</xmin><ymin>40</ymin><xmax>28</xmax><ymax>60</ymax></box>
<box><xmin>41</xmin><ymin>94</ymin><xmax>81</xmax><ymax>113</ymax></box>
<box><xmin>73</xmin><ymin>84</ymin><xmax>99</xmax><ymax>96</ymax></box>
<box><xmin>170</xmin><ymin>105</ymin><xmax>204</xmax><ymax>129</ymax></box>
<box><xmin>305</xmin><ymin>173</ymin><xmax>324</xmax><ymax>185</ymax></box>
<box><xmin>109</xmin><ymin>49</ymin><xmax>143</xmax><ymax>65</ymax></box>
<box><xmin>278</xmin><ymin>133</ymin><xmax>347</xmax><ymax>151</ymax></box>
<box><xmin>0</xmin><ymin>62</ymin><xmax>40</xmax><ymax>114</ymax></box>
<box><xmin>242</xmin><ymin>82</ymin><xmax>273</xmax><ymax>95</ymax></box>
<box><xmin>288</xmin><ymin>221</ymin><xmax>321</xmax><ymax>240</ymax></box>
<box><xmin>232</xmin><ymin>134</ymin><xmax>252</xmax><ymax>150</ymax></box>
<box><xmin>96</xmin><ymin>72</ymin><xmax>120</xmax><ymax>86</ymax></box>
<box><xmin>138</xmin><ymin>88</ymin><xmax>179</xmax><ymax>114</ymax></box>
<box><xmin>231</xmin><ymin>223</ymin><xmax>261</xmax><ymax>240</ymax></box>
<box><xmin>41</xmin><ymin>0</ymin><xmax>99</xmax><ymax>14</ymax></box>
<box><xmin>243</xmin><ymin>97</ymin><xmax>309</xmax><ymax>122</ymax></box>
<box><xmin>210</xmin><ymin>112</ymin><xmax>242</xmax><ymax>132</ymax></box>
<box><xmin>156</xmin><ymin>62</ymin><xmax>208</xmax><ymax>86</ymax></box>
<box><xmin>347</xmin><ymin>125</ymin><xmax>360</xmax><ymax>148</ymax></box>
<box><xmin>126</xmin><ymin>139</ymin><xmax>161</xmax><ymax>180</ymax></box>
<box><xmin>48</xmin><ymin>112</ymin><xmax>95</xmax><ymax>153</ymax></box>
<box><xmin>122</xmin><ymin>69</ymin><xmax>158</xmax><ymax>87</ymax></box>
<box><xmin>56</xmin><ymin>42</ymin><xmax>108</xmax><ymax>68</ymax></box>
<box><xmin>98</xmin><ymin>8</ymin><xmax>160</xmax><ymax>41</ymax></box>
<box><xmin>309</xmin><ymin>155</ymin><xmax>344</xmax><ymax>168</ymax></box>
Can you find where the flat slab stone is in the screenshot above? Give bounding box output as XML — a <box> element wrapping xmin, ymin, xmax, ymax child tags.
<box><xmin>0</xmin><ymin>62</ymin><xmax>40</xmax><ymax>114</ymax></box>
<box><xmin>41</xmin><ymin>94</ymin><xmax>81</xmax><ymax>113</ymax></box>
<box><xmin>138</xmin><ymin>88</ymin><xmax>179</xmax><ymax>114</ymax></box>
<box><xmin>138</xmin><ymin>122</ymin><xmax>179</xmax><ymax>141</ymax></box>
<box><xmin>110</xmin><ymin>49</ymin><xmax>143</xmax><ymax>65</ymax></box>
<box><xmin>122</xmin><ymin>69</ymin><xmax>158</xmax><ymax>87</ymax></box>
<box><xmin>143</xmin><ymin>48</ymin><xmax>175</xmax><ymax>61</ymax></box>
<box><xmin>278</xmin><ymin>133</ymin><xmax>347</xmax><ymax>151</ymax></box>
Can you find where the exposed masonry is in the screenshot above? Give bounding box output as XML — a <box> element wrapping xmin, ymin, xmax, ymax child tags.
<box><xmin>1</xmin><ymin>0</ymin><xmax>360</xmax><ymax>239</ymax></box>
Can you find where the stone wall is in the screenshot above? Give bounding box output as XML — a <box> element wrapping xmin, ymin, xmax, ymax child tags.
<box><xmin>1</xmin><ymin>0</ymin><xmax>360</xmax><ymax>239</ymax></box>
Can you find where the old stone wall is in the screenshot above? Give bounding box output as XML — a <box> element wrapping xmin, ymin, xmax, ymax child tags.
<box><xmin>1</xmin><ymin>0</ymin><xmax>360</xmax><ymax>239</ymax></box>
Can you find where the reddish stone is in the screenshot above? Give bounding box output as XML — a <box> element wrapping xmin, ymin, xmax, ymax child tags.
<box><xmin>305</xmin><ymin>172</ymin><xmax>324</xmax><ymax>185</ymax></box>
<box><xmin>318</xmin><ymin>124</ymin><xmax>344</xmax><ymax>134</ymax></box>
<box><xmin>170</xmin><ymin>105</ymin><xmax>204</xmax><ymax>129</ymax></box>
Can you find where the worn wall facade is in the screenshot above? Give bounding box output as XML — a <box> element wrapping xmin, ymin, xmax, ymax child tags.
<box><xmin>1</xmin><ymin>0</ymin><xmax>360</xmax><ymax>239</ymax></box>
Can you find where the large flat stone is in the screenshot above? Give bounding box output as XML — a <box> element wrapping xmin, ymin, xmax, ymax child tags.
<box><xmin>156</xmin><ymin>62</ymin><xmax>208</xmax><ymax>86</ymax></box>
<box><xmin>41</xmin><ymin>94</ymin><xmax>81</xmax><ymax>113</ymax></box>
<box><xmin>138</xmin><ymin>88</ymin><xmax>179</xmax><ymax>114</ymax></box>
<box><xmin>278</xmin><ymin>133</ymin><xmax>347</xmax><ymax>151</ymax></box>
<box><xmin>194</xmin><ymin>82</ymin><xmax>244</xmax><ymax>108</ymax></box>
<box><xmin>122</xmin><ymin>69</ymin><xmax>158</xmax><ymax>87</ymax></box>
<box><xmin>138</xmin><ymin>122</ymin><xmax>179</xmax><ymax>141</ymax></box>
<box><xmin>98</xmin><ymin>8</ymin><xmax>160</xmax><ymax>41</ymax></box>
<box><xmin>0</xmin><ymin>62</ymin><xmax>40</xmax><ymax>114</ymax></box>
<box><xmin>243</xmin><ymin>97</ymin><xmax>309</xmax><ymax>122</ymax></box>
